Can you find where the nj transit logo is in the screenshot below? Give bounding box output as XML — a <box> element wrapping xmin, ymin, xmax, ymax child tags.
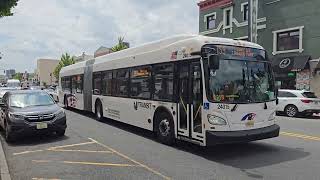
<box><xmin>241</xmin><ymin>113</ymin><xmax>256</xmax><ymax>121</ymax></box>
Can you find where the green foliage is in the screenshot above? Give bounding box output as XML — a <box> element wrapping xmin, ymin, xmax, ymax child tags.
<box><xmin>53</xmin><ymin>53</ymin><xmax>75</xmax><ymax>80</ymax></box>
<box><xmin>0</xmin><ymin>0</ymin><xmax>19</xmax><ymax>18</ymax></box>
<box><xmin>12</xmin><ymin>73</ymin><xmax>22</xmax><ymax>81</ymax></box>
<box><xmin>111</xmin><ymin>37</ymin><xmax>128</xmax><ymax>52</ymax></box>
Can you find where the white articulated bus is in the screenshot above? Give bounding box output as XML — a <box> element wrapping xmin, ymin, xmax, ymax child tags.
<box><xmin>59</xmin><ymin>35</ymin><xmax>280</xmax><ymax>146</ymax></box>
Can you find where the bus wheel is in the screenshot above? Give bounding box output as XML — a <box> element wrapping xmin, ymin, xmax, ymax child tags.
<box><xmin>95</xmin><ymin>101</ymin><xmax>103</xmax><ymax>121</ymax></box>
<box><xmin>156</xmin><ymin>112</ymin><xmax>175</xmax><ymax>145</ymax></box>
<box><xmin>64</xmin><ymin>97</ymin><xmax>69</xmax><ymax>109</ymax></box>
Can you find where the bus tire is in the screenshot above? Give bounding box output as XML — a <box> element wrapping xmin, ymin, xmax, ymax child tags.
<box><xmin>95</xmin><ymin>100</ymin><xmax>103</xmax><ymax>121</ymax></box>
<box><xmin>155</xmin><ymin>112</ymin><xmax>175</xmax><ymax>145</ymax></box>
<box><xmin>64</xmin><ymin>96</ymin><xmax>69</xmax><ymax>109</ymax></box>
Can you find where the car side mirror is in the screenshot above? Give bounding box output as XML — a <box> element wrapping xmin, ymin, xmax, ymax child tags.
<box><xmin>208</xmin><ymin>55</ymin><xmax>220</xmax><ymax>70</ymax></box>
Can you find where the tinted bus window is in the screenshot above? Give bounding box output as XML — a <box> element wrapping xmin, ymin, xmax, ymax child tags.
<box><xmin>130</xmin><ymin>66</ymin><xmax>152</xmax><ymax>99</ymax></box>
<box><xmin>65</xmin><ymin>77</ymin><xmax>71</xmax><ymax>92</ymax></box>
<box><xmin>113</xmin><ymin>69</ymin><xmax>129</xmax><ymax>97</ymax></box>
<box><xmin>102</xmin><ymin>71</ymin><xmax>112</xmax><ymax>96</ymax></box>
<box><xmin>76</xmin><ymin>75</ymin><xmax>83</xmax><ymax>93</ymax></box>
<box><xmin>153</xmin><ymin>63</ymin><xmax>174</xmax><ymax>101</ymax></box>
<box><xmin>93</xmin><ymin>72</ymin><xmax>102</xmax><ymax>95</ymax></box>
<box><xmin>72</xmin><ymin>76</ymin><xmax>77</xmax><ymax>94</ymax></box>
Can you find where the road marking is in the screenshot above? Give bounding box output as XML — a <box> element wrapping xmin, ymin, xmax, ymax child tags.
<box><xmin>13</xmin><ymin>141</ymin><xmax>96</xmax><ymax>156</ymax></box>
<box><xmin>88</xmin><ymin>138</ymin><xmax>171</xmax><ymax>180</ymax></box>
<box><xmin>47</xmin><ymin>141</ymin><xmax>95</xmax><ymax>150</ymax></box>
<box><xmin>32</xmin><ymin>160</ymin><xmax>53</xmax><ymax>163</ymax></box>
<box><xmin>63</xmin><ymin>161</ymin><xmax>138</xmax><ymax>167</ymax></box>
<box><xmin>32</xmin><ymin>178</ymin><xmax>61</xmax><ymax>180</ymax></box>
<box><xmin>32</xmin><ymin>160</ymin><xmax>137</xmax><ymax>167</ymax></box>
<box><xmin>13</xmin><ymin>150</ymin><xmax>44</xmax><ymax>156</ymax></box>
<box><xmin>280</xmin><ymin>132</ymin><xmax>320</xmax><ymax>141</ymax></box>
<box><xmin>49</xmin><ymin>149</ymin><xmax>112</xmax><ymax>153</ymax></box>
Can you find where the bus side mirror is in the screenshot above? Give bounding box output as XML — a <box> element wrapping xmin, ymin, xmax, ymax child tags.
<box><xmin>208</xmin><ymin>55</ymin><xmax>220</xmax><ymax>70</ymax></box>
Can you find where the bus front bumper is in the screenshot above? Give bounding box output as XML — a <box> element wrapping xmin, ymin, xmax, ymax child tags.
<box><xmin>206</xmin><ymin>124</ymin><xmax>280</xmax><ymax>146</ymax></box>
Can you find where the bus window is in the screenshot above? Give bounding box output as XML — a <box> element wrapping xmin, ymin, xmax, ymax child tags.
<box><xmin>64</xmin><ymin>77</ymin><xmax>71</xmax><ymax>92</ymax></box>
<box><xmin>76</xmin><ymin>75</ymin><xmax>83</xmax><ymax>93</ymax></box>
<box><xmin>113</xmin><ymin>69</ymin><xmax>129</xmax><ymax>97</ymax></box>
<box><xmin>102</xmin><ymin>71</ymin><xmax>112</xmax><ymax>96</ymax></box>
<box><xmin>153</xmin><ymin>63</ymin><xmax>174</xmax><ymax>101</ymax></box>
<box><xmin>93</xmin><ymin>72</ymin><xmax>102</xmax><ymax>95</ymax></box>
<box><xmin>72</xmin><ymin>76</ymin><xmax>77</xmax><ymax>94</ymax></box>
<box><xmin>130</xmin><ymin>66</ymin><xmax>151</xmax><ymax>99</ymax></box>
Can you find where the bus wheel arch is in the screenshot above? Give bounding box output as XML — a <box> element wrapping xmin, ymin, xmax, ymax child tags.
<box><xmin>94</xmin><ymin>98</ymin><xmax>103</xmax><ymax>121</ymax></box>
<box><xmin>153</xmin><ymin>106</ymin><xmax>175</xmax><ymax>145</ymax></box>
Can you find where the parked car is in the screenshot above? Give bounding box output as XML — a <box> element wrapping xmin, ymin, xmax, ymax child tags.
<box><xmin>0</xmin><ymin>90</ymin><xmax>67</xmax><ymax>142</ymax></box>
<box><xmin>277</xmin><ymin>89</ymin><xmax>320</xmax><ymax>117</ymax></box>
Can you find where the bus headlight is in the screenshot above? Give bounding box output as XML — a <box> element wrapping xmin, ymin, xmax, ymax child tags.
<box><xmin>207</xmin><ymin>114</ymin><xmax>227</xmax><ymax>125</ymax></box>
<box><xmin>268</xmin><ymin>112</ymin><xmax>276</xmax><ymax>121</ymax></box>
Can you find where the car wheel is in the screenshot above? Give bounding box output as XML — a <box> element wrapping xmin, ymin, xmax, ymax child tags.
<box><xmin>95</xmin><ymin>101</ymin><xmax>103</xmax><ymax>121</ymax></box>
<box><xmin>56</xmin><ymin>129</ymin><xmax>66</xmax><ymax>137</ymax></box>
<box><xmin>155</xmin><ymin>112</ymin><xmax>175</xmax><ymax>145</ymax></box>
<box><xmin>285</xmin><ymin>105</ymin><xmax>298</xmax><ymax>117</ymax></box>
<box><xmin>5</xmin><ymin>123</ymin><xmax>15</xmax><ymax>142</ymax></box>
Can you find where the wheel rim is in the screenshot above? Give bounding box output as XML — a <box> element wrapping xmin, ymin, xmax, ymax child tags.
<box><xmin>159</xmin><ymin>119</ymin><xmax>170</xmax><ymax>137</ymax></box>
<box><xmin>97</xmin><ymin>106</ymin><xmax>102</xmax><ymax>119</ymax></box>
<box><xmin>286</xmin><ymin>106</ymin><xmax>296</xmax><ymax>117</ymax></box>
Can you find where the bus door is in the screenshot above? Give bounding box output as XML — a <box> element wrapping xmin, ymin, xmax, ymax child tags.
<box><xmin>177</xmin><ymin>60</ymin><xmax>204</xmax><ymax>141</ymax></box>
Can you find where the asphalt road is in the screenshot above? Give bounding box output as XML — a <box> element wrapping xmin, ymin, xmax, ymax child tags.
<box><xmin>1</xmin><ymin>110</ymin><xmax>320</xmax><ymax>180</ymax></box>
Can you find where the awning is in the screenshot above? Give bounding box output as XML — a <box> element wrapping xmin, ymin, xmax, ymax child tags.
<box><xmin>272</xmin><ymin>55</ymin><xmax>311</xmax><ymax>73</ymax></box>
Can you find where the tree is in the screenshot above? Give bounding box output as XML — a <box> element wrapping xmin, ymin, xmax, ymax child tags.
<box><xmin>111</xmin><ymin>37</ymin><xmax>128</xmax><ymax>52</ymax></box>
<box><xmin>12</xmin><ymin>73</ymin><xmax>22</xmax><ymax>81</ymax></box>
<box><xmin>53</xmin><ymin>53</ymin><xmax>75</xmax><ymax>80</ymax></box>
<box><xmin>0</xmin><ymin>0</ymin><xmax>19</xmax><ymax>18</ymax></box>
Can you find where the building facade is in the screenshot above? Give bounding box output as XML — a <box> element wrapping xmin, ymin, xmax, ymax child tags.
<box><xmin>94</xmin><ymin>46</ymin><xmax>113</xmax><ymax>58</ymax></box>
<box><xmin>5</xmin><ymin>69</ymin><xmax>16</xmax><ymax>79</ymax></box>
<box><xmin>198</xmin><ymin>0</ymin><xmax>320</xmax><ymax>95</ymax></box>
<box><xmin>36</xmin><ymin>59</ymin><xmax>59</xmax><ymax>86</ymax></box>
<box><xmin>74</xmin><ymin>52</ymin><xmax>94</xmax><ymax>63</ymax></box>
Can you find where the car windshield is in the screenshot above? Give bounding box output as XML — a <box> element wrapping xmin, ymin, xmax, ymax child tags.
<box><xmin>9</xmin><ymin>92</ymin><xmax>55</xmax><ymax>108</ymax></box>
<box><xmin>302</xmin><ymin>92</ymin><xmax>318</xmax><ymax>98</ymax></box>
<box><xmin>205</xmin><ymin>45</ymin><xmax>276</xmax><ymax>103</ymax></box>
<box><xmin>7</xmin><ymin>82</ymin><xmax>20</xmax><ymax>88</ymax></box>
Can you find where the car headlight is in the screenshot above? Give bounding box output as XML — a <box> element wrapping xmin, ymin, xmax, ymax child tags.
<box><xmin>8</xmin><ymin>112</ymin><xmax>25</xmax><ymax>120</ymax></box>
<box><xmin>268</xmin><ymin>112</ymin><xmax>276</xmax><ymax>121</ymax></box>
<box><xmin>55</xmin><ymin>109</ymin><xmax>65</xmax><ymax>119</ymax></box>
<box><xmin>207</xmin><ymin>114</ymin><xmax>227</xmax><ymax>125</ymax></box>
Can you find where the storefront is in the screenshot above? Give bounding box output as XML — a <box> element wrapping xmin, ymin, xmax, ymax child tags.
<box><xmin>272</xmin><ymin>55</ymin><xmax>311</xmax><ymax>90</ymax></box>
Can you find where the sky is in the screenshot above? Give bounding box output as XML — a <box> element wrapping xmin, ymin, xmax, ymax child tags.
<box><xmin>0</xmin><ymin>0</ymin><xmax>199</xmax><ymax>73</ymax></box>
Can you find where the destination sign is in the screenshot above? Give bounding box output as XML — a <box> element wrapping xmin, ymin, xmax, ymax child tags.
<box><xmin>204</xmin><ymin>45</ymin><xmax>267</xmax><ymax>61</ymax></box>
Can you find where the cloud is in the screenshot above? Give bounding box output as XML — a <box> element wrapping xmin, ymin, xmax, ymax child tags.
<box><xmin>0</xmin><ymin>0</ymin><xmax>199</xmax><ymax>72</ymax></box>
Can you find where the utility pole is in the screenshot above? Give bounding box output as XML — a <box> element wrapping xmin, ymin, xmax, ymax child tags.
<box><xmin>248</xmin><ymin>0</ymin><xmax>258</xmax><ymax>43</ymax></box>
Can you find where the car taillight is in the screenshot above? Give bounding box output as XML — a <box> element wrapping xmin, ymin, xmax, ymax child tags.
<box><xmin>301</xmin><ymin>99</ymin><xmax>312</xmax><ymax>103</ymax></box>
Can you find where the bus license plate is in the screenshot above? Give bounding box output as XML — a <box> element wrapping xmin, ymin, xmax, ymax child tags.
<box><xmin>36</xmin><ymin>122</ymin><xmax>48</xmax><ymax>129</ymax></box>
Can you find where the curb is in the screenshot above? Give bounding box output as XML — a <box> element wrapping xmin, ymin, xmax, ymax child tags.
<box><xmin>0</xmin><ymin>138</ymin><xmax>11</xmax><ymax>180</ymax></box>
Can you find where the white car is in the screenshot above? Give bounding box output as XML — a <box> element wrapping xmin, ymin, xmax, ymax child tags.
<box><xmin>277</xmin><ymin>89</ymin><xmax>320</xmax><ymax>117</ymax></box>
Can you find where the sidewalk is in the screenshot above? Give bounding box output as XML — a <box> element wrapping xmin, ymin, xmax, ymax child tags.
<box><xmin>0</xmin><ymin>137</ymin><xmax>11</xmax><ymax>180</ymax></box>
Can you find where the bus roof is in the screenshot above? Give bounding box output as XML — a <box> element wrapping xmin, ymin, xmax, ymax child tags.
<box><xmin>60</xmin><ymin>35</ymin><xmax>264</xmax><ymax>76</ymax></box>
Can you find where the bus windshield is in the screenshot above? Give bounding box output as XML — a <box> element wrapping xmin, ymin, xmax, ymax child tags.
<box><xmin>204</xmin><ymin>45</ymin><xmax>276</xmax><ymax>104</ymax></box>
